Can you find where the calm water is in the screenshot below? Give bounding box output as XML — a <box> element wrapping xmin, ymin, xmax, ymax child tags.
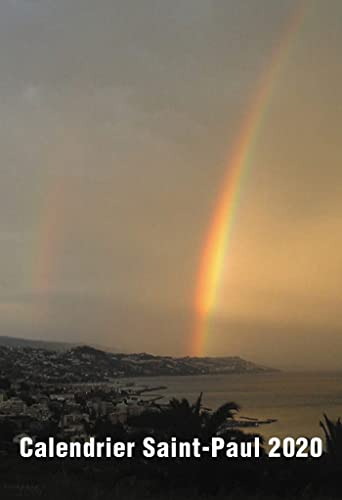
<box><xmin>126</xmin><ymin>372</ymin><xmax>342</xmax><ymax>440</ymax></box>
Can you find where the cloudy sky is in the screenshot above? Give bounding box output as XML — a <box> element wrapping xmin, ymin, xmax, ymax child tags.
<box><xmin>0</xmin><ymin>0</ymin><xmax>341</xmax><ymax>369</ymax></box>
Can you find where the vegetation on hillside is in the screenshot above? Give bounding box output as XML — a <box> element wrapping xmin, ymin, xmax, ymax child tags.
<box><xmin>1</xmin><ymin>394</ymin><xmax>342</xmax><ymax>499</ymax></box>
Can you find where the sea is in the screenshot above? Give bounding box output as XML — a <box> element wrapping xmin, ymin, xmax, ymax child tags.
<box><xmin>125</xmin><ymin>371</ymin><xmax>342</xmax><ymax>440</ymax></box>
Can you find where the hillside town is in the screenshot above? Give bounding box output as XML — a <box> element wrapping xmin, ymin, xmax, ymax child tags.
<box><xmin>0</xmin><ymin>343</ymin><xmax>273</xmax><ymax>383</ymax></box>
<box><xmin>0</xmin><ymin>376</ymin><xmax>165</xmax><ymax>455</ymax></box>
<box><xmin>0</xmin><ymin>343</ymin><xmax>274</xmax><ymax>454</ymax></box>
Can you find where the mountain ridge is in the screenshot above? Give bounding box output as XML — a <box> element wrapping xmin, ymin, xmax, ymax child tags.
<box><xmin>0</xmin><ymin>338</ymin><xmax>277</xmax><ymax>382</ymax></box>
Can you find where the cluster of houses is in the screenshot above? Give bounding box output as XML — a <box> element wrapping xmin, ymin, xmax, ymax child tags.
<box><xmin>0</xmin><ymin>381</ymin><xmax>164</xmax><ymax>452</ymax></box>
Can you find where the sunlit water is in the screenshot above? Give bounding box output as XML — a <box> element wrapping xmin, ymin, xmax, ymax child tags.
<box><xmin>125</xmin><ymin>372</ymin><xmax>342</xmax><ymax>440</ymax></box>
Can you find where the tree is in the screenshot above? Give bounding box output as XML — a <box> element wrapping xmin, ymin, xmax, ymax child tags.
<box><xmin>320</xmin><ymin>413</ymin><xmax>342</xmax><ymax>462</ymax></box>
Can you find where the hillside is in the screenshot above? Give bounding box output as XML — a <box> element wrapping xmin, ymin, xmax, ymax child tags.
<box><xmin>0</xmin><ymin>335</ymin><xmax>75</xmax><ymax>351</ymax></box>
<box><xmin>0</xmin><ymin>343</ymin><xmax>276</xmax><ymax>383</ymax></box>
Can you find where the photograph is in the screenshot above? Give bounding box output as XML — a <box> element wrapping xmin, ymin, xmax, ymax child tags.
<box><xmin>0</xmin><ymin>1</ymin><xmax>341</xmax><ymax>498</ymax></box>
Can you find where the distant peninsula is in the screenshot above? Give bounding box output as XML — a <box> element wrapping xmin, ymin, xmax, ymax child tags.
<box><xmin>0</xmin><ymin>336</ymin><xmax>276</xmax><ymax>383</ymax></box>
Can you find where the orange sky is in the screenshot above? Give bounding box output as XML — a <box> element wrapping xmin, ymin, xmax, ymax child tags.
<box><xmin>0</xmin><ymin>0</ymin><xmax>341</xmax><ymax>369</ymax></box>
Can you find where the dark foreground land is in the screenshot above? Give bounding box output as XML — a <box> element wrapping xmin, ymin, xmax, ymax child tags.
<box><xmin>1</xmin><ymin>401</ymin><xmax>342</xmax><ymax>500</ymax></box>
<box><xmin>0</xmin><ymin>343</ymin><xmax>340</xmax><ymax>499</ymax></box>
<box><xmin>0</xmin><ymin>458</ymin><xmax>341</xmax><ymax>500</ymax></box>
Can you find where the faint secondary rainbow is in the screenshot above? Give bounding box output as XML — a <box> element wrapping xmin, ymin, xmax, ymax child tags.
<box><xmin>33</xmin><ymin>176</ymin><xmax>69</xmax><ymax>293</ymax></box>
<box><xmin>191</xmin><ymin>2</ymin><xmax>307</xmax><ymax>356</ymax></box>
<box><xmin>29</xmin><ymin>174</ymin><xmax>72</xmax><ymax>324</ymax></box>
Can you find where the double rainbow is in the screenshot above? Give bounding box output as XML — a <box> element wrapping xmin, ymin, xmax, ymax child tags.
<box><xmin>27</xmin><ymin>2</ymin><xmax>307</xmax><ymax>347</ymax></box>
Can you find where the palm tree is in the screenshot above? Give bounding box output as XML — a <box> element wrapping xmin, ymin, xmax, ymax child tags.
<box><xmin>201</xmin><ymin>400</ymin><xmax>239</xmax><ymax>439</ymax></box>
<box><xmin>123</xmin><ymin>394</ymin><xmax>265</xmax><ymax>494</ymax></box>
<box><xmin>130</xmin><ymin>393</ymin><xmax>254</xmax><ymax>443</ymax></box>
<box><xmin>320</xmin><ymin>413</ymin><xmax>342</xmax><ymax>461</ymax></box>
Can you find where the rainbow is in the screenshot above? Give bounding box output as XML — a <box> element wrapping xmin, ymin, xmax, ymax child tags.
<box><xmin>29</xmin><ymin>174</ymin><xmax>72</xmax><ymax>325</ymax></box>
<box><xmin>34</xmin><ymin>176</ymin><xmax>69</xmax><ymax>294</ymax></box>
<box><xmin>191</xmin><ymin>2</ymin><xmax>307</xmax><ymax>356</ymax></box>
